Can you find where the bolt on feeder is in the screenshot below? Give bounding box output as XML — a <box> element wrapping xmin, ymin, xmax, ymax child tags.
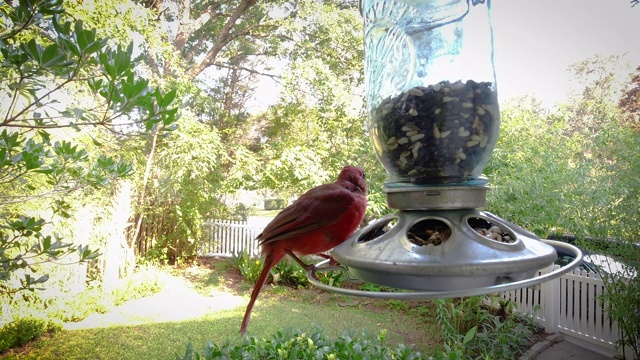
<box><xmin>308</xmin><ymin>0</ymin><xmax>583</xmax><ymax>298</ymax></box>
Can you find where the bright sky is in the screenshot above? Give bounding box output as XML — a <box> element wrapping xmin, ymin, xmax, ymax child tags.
<box><xmin>249</xmin><ymin>0</ymin><xmax>640</xmax><ymax>112</ymax></box>
<box><xmin>491</xmin><ymin>0</ymin><xmax>640</xmax><ymax>106</ymax></box>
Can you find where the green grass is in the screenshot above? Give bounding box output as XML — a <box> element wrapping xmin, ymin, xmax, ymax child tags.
<box><xmin>248</xmin><ymin>207</ymin><xmax>281</xmax><ymax>218</ymax></box>
<box><xmin>1</xmin><ymin>259</ymin><xmax>442</xmax><ymax>359</ymax></box>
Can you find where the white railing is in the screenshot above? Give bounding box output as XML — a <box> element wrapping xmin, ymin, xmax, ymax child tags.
<box><xmin>199</xmin><ymin>219</ymin><xmax>262</xmax><ymax>257</ymax></box>
<box><xmin>494</xmin><ymin>265</ymin><xmax>623</xmax><ymax>356</ymax></box>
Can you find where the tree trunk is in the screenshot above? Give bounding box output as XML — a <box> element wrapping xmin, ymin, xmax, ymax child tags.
<box><xmin>130</xmin><ymin>129</ymin><xmax>159</xmax><ymax>254</ymax></box>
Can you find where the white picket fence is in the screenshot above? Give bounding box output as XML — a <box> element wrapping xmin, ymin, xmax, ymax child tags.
<box><xmin>494</xmin><ymin>265</ymin><xmax>626</xmax><ymax>357</ymax></box>
<box><xmin>200</xmin><ymin>221</ymin><xmax>627</xmax><ymax>356</ymax></box>
<box><xmin>199</xmin><ymin>219</ymin><xmax>262</xmax><ymax>257</ymax></box>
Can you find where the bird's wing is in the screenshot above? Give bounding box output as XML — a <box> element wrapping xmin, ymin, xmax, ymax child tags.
<box><xmin>257</xmin><ymin>183</ymin><xmax>356</xmax><ymax>245</ymax></box>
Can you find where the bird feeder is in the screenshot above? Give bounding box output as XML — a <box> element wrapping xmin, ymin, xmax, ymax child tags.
<box><xmin>308</xmin><ymin>0</ymin><xmax>582</xmax><ymax>298</ymax></box>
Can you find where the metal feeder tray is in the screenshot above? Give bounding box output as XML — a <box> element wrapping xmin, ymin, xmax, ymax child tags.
<box><xmin>305</xmin><ymin>212</ymin><xmax>582</xmax><ymax>299</ymax></box>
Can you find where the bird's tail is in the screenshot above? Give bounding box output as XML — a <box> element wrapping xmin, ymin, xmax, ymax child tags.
<box><xmin>240</xmin><ymin>250</ymin><xmax>284</xmax><ymax>335</ymax></box>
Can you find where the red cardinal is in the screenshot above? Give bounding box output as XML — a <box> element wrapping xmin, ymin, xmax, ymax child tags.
<box><xmin>239</xmin><ymin>165</ymin><xmax>367</xmax><ymax>335</ymax></box>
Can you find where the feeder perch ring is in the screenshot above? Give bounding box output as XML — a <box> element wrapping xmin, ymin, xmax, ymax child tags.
<box><xmin>306</xmin><ymin>239</ymin><xmax>582</xmax><ymax>299</ymax></box>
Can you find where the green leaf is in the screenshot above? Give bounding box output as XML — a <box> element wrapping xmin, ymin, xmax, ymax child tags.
<box><xmin>33</xmin><ymin>167</ymin><xmax>53</xmax><ymax>174</ymax></box>
<box><xmin>90</xmin><ymin>136</ymin><xmax>102</xmax><ymax>147</ymax></box>
<box><xmin>162</xmin><ymin>107</ymin><xmax>179</xmax><ymax>126</ymax></box>
<box><xmin>22</xmin><ymin>39</ymin><xmax>43</xmax><ymax>64</ymax></box>
<box><xmin>462</xmin><ymin>326</ymin><xmax>477</xmax><ymax>345</ymax></box>
<box><xmin>22</xmin><ymin>151</ymin><xmax>41</xmax><ymax>170</ymax></box>
<box><xmin>41</xmin><ymin>43</ymin><xmax>57</xmax><ymax>63</ymax></box>
<box><xmin>132</xmin><ymin>79</ymin><xmax>149</xmax><ymax>98</ymax></box>
<box><xmin>36</xmin><ymin>130</ymin><xmax>50</xmax><ymax>144</ymax></box>
<box><xmin>155</xmin><ymin>88</ymin><xmax>166</xmax><ymax>107</ymax></box>
<box><xmin>96</xmin><ymin>155</ymin><xmax>115</xmax><ymax>168</ymax></box>
<box><xmin>38</xmin><ymin>0</ymin><xmax>64</xmax><ymax>15</ymax></box>
<box><xmin>87</xmin><ymin>78</ymin><xmax>104</xmax><ymax>92</ymax></box>
<box><xmin>33</xmin><ymin>274</ymin><xmax>49</xmax><ymax>284</ymax></box>
<box><xmin>52</xmin><ymin>14</ymin><xmax>72</xmax><ymax>36</ymax></box>
<box><xmin>58</xmin><ymin>59</ymin><xmax>75</xmax><ymax>67</ymax></box>
<box><xmin>145</xmin><ymin>119</ymin><xmax>155</xmax><ymax>131</ymax></box>
<box><xmin>84</xmin><ymin>39</ymin><xmax>103</xmax><ymax>55</ymax></box>
<box><xmin>74</xmin><ymin>20</ymin><xmax>87</xmax><ymax>48</ymax></box>
<box><xmin>115</xmin><ymin>162</ymin><xmax>132</xmax><ymax>177</ymax></box>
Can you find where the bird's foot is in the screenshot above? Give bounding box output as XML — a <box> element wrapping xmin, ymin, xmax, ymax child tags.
<box><xmin>286</xmin><ymin>250</ymin><xmax>319</xmax><ymax>277</ymax></box>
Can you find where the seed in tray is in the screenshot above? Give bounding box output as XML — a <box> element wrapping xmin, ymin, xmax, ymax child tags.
<box><xmin>467</xmin><ymin>217</ymin><xmax>516</xmax><ymax>244</ymax></box>
<box><xmin>407</xmin><ymin>219</ymin><xmax>451</xmax><ymax>247</ymax></box>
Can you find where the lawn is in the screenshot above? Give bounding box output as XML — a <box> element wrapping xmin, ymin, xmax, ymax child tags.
<box><xmin>1</xmin><ymin>258</ymin><xmax>443</xmax><ymax>359</ymax></box>
<box><xmin>248</xmin><ymin>207</ymin><xmax>281</xmax><ymax>218</ymax></box>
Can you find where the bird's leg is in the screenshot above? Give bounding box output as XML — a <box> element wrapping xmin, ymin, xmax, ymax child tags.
<box><xmin>285</xmin><ymin>250</ymin><xmax>318</xmax><ymax>276</ymax></box>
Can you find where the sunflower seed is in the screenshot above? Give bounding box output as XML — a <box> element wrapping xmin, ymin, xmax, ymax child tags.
<box><xmin>480</xmin><ymin>135</ymin><xmax>488</xmax><ymax>147</ymax></box>
<box><xmin>411</xmin><ymin>141</ymin><xmax>422</xmax><ymax>158</ymax></box>
<box><xmin>409</xmin><ymin>88</ymin><xmax>424</xmax><ymax>96</ymax></box>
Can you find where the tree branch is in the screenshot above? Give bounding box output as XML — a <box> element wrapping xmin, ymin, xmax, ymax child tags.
<box><xmin>213</xmin><ymin>61</ymin><xmax>282</xmax><ymax>81</ymax></box>
<box><xmin>186</xmin><ymin>0</ymin><xmax>259</xmax><ymax>79</ymax></box>
<box><xmin>0</xmin><ymin>184</ymin><xmax>83</xmax><ymax>205</ymax></box>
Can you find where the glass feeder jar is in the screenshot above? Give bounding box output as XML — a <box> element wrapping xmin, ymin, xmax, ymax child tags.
<box><xmin>363</xmin><ymin>0</ymin><xmax>500</xmax><ymax>185</ymax></box>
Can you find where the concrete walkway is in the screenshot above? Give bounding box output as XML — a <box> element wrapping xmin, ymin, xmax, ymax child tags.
<box><xmin>520</xmin><ymin>334</ymin><xmax>620</xmax><ymax>360</ymax></box>
<box><xmin>64</xmin><ymin>273</ymin><xmax>245</xmax><ymax>330</ymax></box>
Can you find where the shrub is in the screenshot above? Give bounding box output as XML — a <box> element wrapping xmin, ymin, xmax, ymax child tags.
<box><xmin>234</xmin><ymin>251</ymin><xmax>346</xmax><ymax>289</ymax></box>
<box><xmin>315</xmin><ymin>268</ymin><xmax>347</xmax><ymax>288</ymax></box>
<box><xmin>434</xmin><ymin>296</ymin><xmax>536</xmax><ymax>360</ymax></box>
<box><xmin>0</xmin><ymin>317</ymin><xmax>57</xmax><ymax>353</ymax></box>
<box><xmin>177</xmin><ymin>328</ymin><xmax>423</xmax><ymax>360</ymax></box>
<box><xmin>233</xmin><ymin>250</ymin><xmax>263</xmax><ymax>284</ymax></box>
<box><xmin>271</xmin><ymin>258</ymin><xmax>308</xmax><ymax>288</ymax></box>
<box><xmin>110</xmin><ymin>265</ymin><xmax>166</xmax><ymax>306</ymax></box>
<box><xmin>264</xmin><ymin>199</ymin><xmax>287</xmax><ymax>210</ymax></box>
<box><xmin>48</xmin><ymin>285</ymin><xmax>111</xmax><ymax>323</ymax></box>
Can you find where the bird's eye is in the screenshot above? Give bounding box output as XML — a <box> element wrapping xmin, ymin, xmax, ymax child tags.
<box><xmin>362</xmin><ymin>172</ymin><xmax>366</xmax><ymax>179</ymax></box>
